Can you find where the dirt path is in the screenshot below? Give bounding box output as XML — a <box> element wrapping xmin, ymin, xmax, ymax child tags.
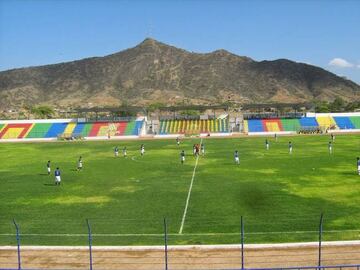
<box><xmin>1</xmin><ymin>241</ymin><xmax>360</xmax><ymax>270</ymax></box>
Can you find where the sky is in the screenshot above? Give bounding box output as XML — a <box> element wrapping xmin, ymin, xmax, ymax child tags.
<box><xmin>0</xmin><ymin>0</ymin><xmax>359</xmax><ymax>84</ymax></box>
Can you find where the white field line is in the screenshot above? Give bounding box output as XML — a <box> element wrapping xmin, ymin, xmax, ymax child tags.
<box><xmin>1</xmin><ymin>229</ymin><xmax>360</xmax><ymax>237</ymax></box>
<box><xmin>178</xmin><ymin>138</ymin><xmax>203</xmax><ymax>234</ymax></box>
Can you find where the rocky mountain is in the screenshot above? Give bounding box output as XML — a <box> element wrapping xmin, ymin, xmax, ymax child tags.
<box><xmin>0</xmin><ymin>38</ymin><xmax>359</xmax><ymax>110</ymax></box>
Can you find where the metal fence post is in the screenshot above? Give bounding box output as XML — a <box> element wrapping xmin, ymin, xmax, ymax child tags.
<box><xmin>318</xmin><ymin>213</ymin><xmax>324</xmax><ymax>269</ymax></box>
<box><xmin>241</xmin><ymin>216</ymin><xmax>245</xmax><ymax>270</ymax></box>
<box><xmin>86</xmin><ymin>219</ymin><xmax>93</xmax><ymax>270</ymax></box>
<box><xmin>164</xmin><ymin>217</ymin><xmax>168</xmax><ymax>270</ymax></box>
<box><xmin>12</xmin><ymin>219</ymin><xmax>21</xmax><ymax>270</ymax></box>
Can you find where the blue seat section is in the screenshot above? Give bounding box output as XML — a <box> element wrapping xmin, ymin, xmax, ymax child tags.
<box><xmin>333</xmin><ymin>117</ymin><xmax>355</xmax><ymax>129</ymax></box>
<box><xmin>45</xmin><ymin>123</ymin><xmax>68</xmax><ymax>138</ymax></box>
<box><xmin>299</xmin><ymin>117</ymin><xmax>318</xmax><ymax>127</ymax></box>
<box><xmin>133</xmin><ymin>121</ymin><xmax>143</xmax><ymax>135</ymax></box>
<box><xmin>247</xmin><ymin>120</ymin><xmax>264</xmax><ymax>132</ymax></box>
<box><xmin>73</xmin><ymin>123</ymin><xmax>86</xmax><ymax>134</ymax></box>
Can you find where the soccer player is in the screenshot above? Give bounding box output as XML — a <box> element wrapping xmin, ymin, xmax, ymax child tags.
<box><xmin>114</xmin><ymin>146</ymin><xmax>119</xmax><ymax>157</ymax></box>
<box><xmin>180</xmin><ymin>150</ymin><xmax>185</xmax><ymax>164</ymax></box>
<box><xmin>140</xmin><ymin>144</ymin><xmax>145</xmax><ymax>156</ymax></box>
<box><xmin>46</xmin><ymin>160</ymin><xmax>51</xmax><ymax>175</ymax></box>
<box><xmin>123</xmin><ymin>146</ymin><xmax>127</xmax><ymax>158</ymax></box>
<box><xmin>195</xmin><ymin>144</ymin><xmax>200</xmax><ymax>156</ymax></box>
<box><xmin>201</xmin><ymin>143</ymin><xmax>205</xmax><ymax>155</ymax></box>
<box><xmin>274</xmin><ymin>133</ymin><xmax>278</xmax><ymax>142</ymax></box>
<box><xmin>328</xmin><ymin>141</ymin><xmax>333</xmax><ymax>154</ymax></box>
<box><xmin>288</xmin><ymin>141</ymin><xmax>293</xmax><ymax>154</ymax></box>
<box><xmin>357</xmin><ymin>157</ymin><xmax>360</xmax><ymax>175</ymax></box>
<box><xmin>54</xmin><ymin>167</ymin><xmax>61</xmax><ymax>186</ymax></box>
<box><xmin>176</xmin><ymin>137</ymin><xmax>180</xmax><ymax>146</ymax></box>
<box><xmin>77</xmin><ymin>156</ymin><xmax>83</xmax><ymax>171</ymax></box>
<box><xmin>193</xmin><ymin>144</ymin><xmax>196</xmax><ymax>156</ymax></box>
<box><xmin>331</xmin><ymin>133</ymin><xmax>335</xmax><ymax>142</ymax></box>
<box><xmin>265</xmin><ymin>139</ymin><xmax>269</xmax><ymax>150</ymax></box>
<box><xmin>234</xmin><ymin>150</ymin><xmax>240</xmax><ymax>164</ymax></box>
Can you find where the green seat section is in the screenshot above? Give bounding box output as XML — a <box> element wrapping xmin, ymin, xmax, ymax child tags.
<box><xmin>80</xmin><ymin>123</ymin><xmax>93</xmax><ymax>137</ymax></box>
<box><xmin>281</xmin><ymin>119</ymin><xmax>301</xmax><ymax>132</ymax></box>
<box><xmin>26</xmin><ymin>123</ymin><xmax>52</xmax><ymax>138</ymax></box>
<box><xmin>124</xmin><ymin>121</ymin><xmax>136</xmax><ymax>135</ymax></box>
<box><xmin>350</xmin><ymin>116</ymin><xmax>360</xmax><ymax>129</ymax></box>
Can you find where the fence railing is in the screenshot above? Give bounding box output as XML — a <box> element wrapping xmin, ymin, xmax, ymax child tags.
<box><xmin>1</xmin><ymin>214</ymin><xmax>360</xmax><ymax>270</ymax></box>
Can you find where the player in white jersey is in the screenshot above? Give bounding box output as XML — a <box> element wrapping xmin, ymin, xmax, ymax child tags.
<box><xmin>77</xmin><ymin>156</ymin><xmax>83</xmax><ymax>171</ymax></box>
<box><xmin>328</xmin><ymin>142</ymin><xmax>333</xmax><ymax>154</ymax></box>
<box><xmin>201</xmin><ymin>143</ymin><xmax>205</xmax><ymax>155</ymax></box>
<box><xmin>46</xmin><ymin>160</ymin><xmax>51</xmax><ymax>175</ymax></box>
<box><xmin>140</xmin><ymin>144</ymin><xmax>145</xmax><ymax>156</ymax></box>
<box><xmin>288</xmin><ymin>142</ymin><xmax>293</xmax><ymax>154</ymax></box>
<box><xmin>234</xmin><ymin>150</ymin><xmax>240</xmax><ymax>164</ymax></box>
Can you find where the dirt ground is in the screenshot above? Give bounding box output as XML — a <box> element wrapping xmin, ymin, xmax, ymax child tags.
<box><xmin>1</xmin><ymin>241</ymin><xmax>360</xmax><ymax>270</ymax></box>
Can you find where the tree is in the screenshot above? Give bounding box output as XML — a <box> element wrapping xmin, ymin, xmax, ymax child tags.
<box><xmin>31</xmin><ymin>105</ymin><xmax>54</xmax><ymax>119</ymax></box>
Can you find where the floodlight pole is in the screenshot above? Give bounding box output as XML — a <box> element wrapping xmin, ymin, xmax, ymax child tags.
<box><xmin>241</xmin><ymin>216</ymin><xmax>244</xmax><ymax>270</ymax></box>
<box><xmin>13</xmin><ymin>219</ymin><xmax>21</xmax><ymax>270</ymax></box>
<box><xmin>318</xmin><ymin>213</ymin><xmax>324</xmax><ymax>269</ymax></box>
<box><xmin>86</xmin><ymin>219</ymin><xmax>93</xmax><ymax>270</ymax></box>
<box><xmin>164</xmin><ymin>217</ymin><xmax>168</xmax><ymax>270</ymax></box>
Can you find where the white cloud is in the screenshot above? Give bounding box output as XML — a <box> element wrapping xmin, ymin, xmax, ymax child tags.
<box><xmin>328</xmin><ymin>58</ymin><xmax>354</xmax><ymax>68</ymax></box>
<box><xmin>357</xmin><ymin>64</ymin><xmax>360</xmax><ymax>69</ymax></box>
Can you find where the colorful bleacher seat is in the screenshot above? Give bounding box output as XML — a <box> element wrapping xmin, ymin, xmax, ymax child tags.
<box><xmin>159</xmin><ymin>119</ymin><xmax>229</xmax><ymax>134</ymax></box>
<box><xmin>0</xmin><ymin>120</ymin><xmax>144</xmax><ymax>139</ymax></box>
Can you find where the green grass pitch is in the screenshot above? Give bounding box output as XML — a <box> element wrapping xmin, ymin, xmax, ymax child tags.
<box><xmin>0</xmin><ymin>134</ymin><xmax>360</xmax><ymax>246</ymax></box>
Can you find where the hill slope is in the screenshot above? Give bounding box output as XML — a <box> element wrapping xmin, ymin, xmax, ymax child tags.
<box><xmin>0</xmin><ymin>38</ymin><xmax>359</xmax><ymax>109</ymax></box>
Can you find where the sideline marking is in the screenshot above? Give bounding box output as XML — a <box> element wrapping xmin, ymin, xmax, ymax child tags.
<box><xmin>1</xmin><ymin>229</ymin><xmax>360</xmax><ymax>237</ymax></box>
<box><xmin>178</xmin><ymin>138</ymin><xmax>203</xmax><ymax>234</ymax></box>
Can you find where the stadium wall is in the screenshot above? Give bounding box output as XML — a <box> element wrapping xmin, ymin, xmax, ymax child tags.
<box><xmin>0</xmin><ymin>118</ymin><xmax>145</xmax><ymax>141</ymax></box>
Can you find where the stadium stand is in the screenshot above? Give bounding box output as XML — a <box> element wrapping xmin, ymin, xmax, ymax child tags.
<box><xmin>245</xmin><ymin>115</ymin><xmax>360</xmax><ymax>133</ymax></box>
<box><xmin>159</xmin><ymin>119</ymin><xmax>229</xmax><ymax>134</ymax></box>
<box><xmin>0</xmin><ymin>120</ymin><xmax>144</xmax><ymax>139</ymax></box>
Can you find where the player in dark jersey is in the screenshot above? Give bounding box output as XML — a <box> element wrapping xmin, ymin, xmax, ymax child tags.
<box><xmin>54</xmin><ymin>167</ymin><xmax>61</xmax><ymax>185</ymax></box>
<box><xmin>176</xmin><ymin>137</ymin><xmax>180</xmax><ymax>146</ymax></box>
<box><xmin>46</xmin><ymin>160</ymin><xmax>51</xmax><ymax>175</ymax></box>
<box><xmin>114</xmin><ymin>146</ymin><xmax>119</xmax><ymax>157</ymax></box>
<box><xmin>180</xmin><ymin>150</ymin><xmax>185</xmax><ymax>164</ymax></box>
<box><xmin>357</xmin><ymin>157</ymin><xmax>360</xmax><ymax>175</ymax></box>
<box><xmin>265</xmin><ymin>139</ymin><xmax>269</xmax><ymax>150</ymax></box>
<box><xmin>288</xmin><ymin>141</ymin><xmax>293</xmax><ymax>154</ymax></box>
<box><xmin>123</xmin><ymin>146</ymin><xmax>127</xmax><ymax>157</ymax></box>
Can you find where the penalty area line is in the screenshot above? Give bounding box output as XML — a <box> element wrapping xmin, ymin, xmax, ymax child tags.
<box><xmin>178</xmin><ymin>138</ymin><xmax>203</xmax><ymax>235</ymax></box>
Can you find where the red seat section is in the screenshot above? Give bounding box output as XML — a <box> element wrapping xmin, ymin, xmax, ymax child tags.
<box><xmin>262</xmin><ymin>119</ymin><xmax>283</xmax><ymax>132</ymax></box>
<box><xmin>116</xmin><ymin>122</ymin><xmax>128</xmax><ymax>135</ymax></box>
<box><xmin>88</xmin><ymin>122</ymin><xmax>109</xmax><ymax>137</ymax></box>
<box><xmin>0</xmin><ymin>123</ymin><xmax>33</xmax><ymax>139</ymax></box>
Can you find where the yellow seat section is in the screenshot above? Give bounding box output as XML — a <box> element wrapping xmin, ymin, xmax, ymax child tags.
<box><xmin>3</xmin><ymin>128</ymin><xmax>23</xmax><ymax>139</ymax></box>
<box><xmin>243</xmin><ymin>120</ymin><xmax>249</xmax><ymax>133</ymax></box>
<box><xmin>64</xmin><ymin>122</ymin><xmax>76</xmax><ymax>134</ymax></box>
<box><xmin>316</xmin><ymin>116</ymin><xmax>336</xmax><ymax>129</ymax></box>
<box><xmin>266</xmin><ymin>122</ymin><xmax>281</xmax><ymax>132</ymax></box>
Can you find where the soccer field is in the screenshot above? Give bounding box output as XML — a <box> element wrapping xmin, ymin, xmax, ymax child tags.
<box><xmin>0</xmin><ymin>134</ymin><xmax>360</xmax><ymax>246</ymax></box>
